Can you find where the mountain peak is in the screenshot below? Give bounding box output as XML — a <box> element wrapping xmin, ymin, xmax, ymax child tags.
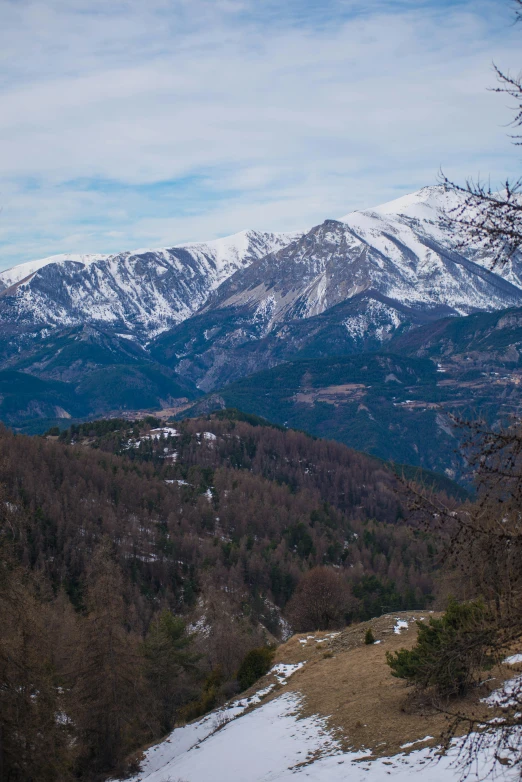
<box><xmin>340</xmin><ymin>185</ymin><xmax>464</xmax><ymax>224</ymax></box>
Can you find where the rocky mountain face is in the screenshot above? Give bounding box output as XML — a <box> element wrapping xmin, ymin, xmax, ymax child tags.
<box><xmin>0</xmin><ymin>230</ymin><xmax>297</xmax><ymax>350</ymax></box>
<box><xmin>151</xmin><ymin>291</ymin><xmax>449</xmax><ymax>392</ymax></box>
<box><xmin>2</xmin><ymin>185</ymin><xmax>522</xmax><ymax>478</ymax></box>
<box><xmin>209</xmin><ymin>205</ymin><xmax>521</xmax><ymax>326</ymax></box>
<box><xmin>150</xmin><ymin>187</ymin><xmax>522</xmax><ymax>391</ymax></box>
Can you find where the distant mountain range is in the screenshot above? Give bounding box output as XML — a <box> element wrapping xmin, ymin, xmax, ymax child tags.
<box><xmin>152</xmin><ymin>188</ymin><xmax>521</xmax><ymax>391</ymax></box>
<box><xmin>2</xmin><ymin>187</ymin><xmax>521</xmax><ymax>352</ymax></box>
<box><xmin>1</xmin><ymin>185</ymin><xmax>521</xmax><ymax>480</ymax></box>
<box><xmin>0</xmin><ymin>230</ymin><xmax>298</xmax><ymax>342</ymax></box>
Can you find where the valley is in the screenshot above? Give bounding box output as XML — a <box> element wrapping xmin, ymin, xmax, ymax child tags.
<box><xmin>3</xmin><ymin>2</ymin><xmax>522</xmax><ymax>779</ymax></box>
<box><xmin>0</xmin><ymin>186</ymin><xmax>520</xmax><ymax>484</ymax></box>
<box><xmin>0</xmin><ymin>411</ymin><xmax>453</xmax><ymax>779</ymax></box>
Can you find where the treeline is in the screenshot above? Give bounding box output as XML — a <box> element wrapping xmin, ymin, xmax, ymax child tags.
<box><xmin>0</xmin><ymin>415</ymin><xmax>441</xmax><ymax>779</ymax></box>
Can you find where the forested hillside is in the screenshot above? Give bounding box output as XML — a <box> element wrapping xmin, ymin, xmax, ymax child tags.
<box><xmin>0</xmin><ymin>413</ymin><xmax>444</xmax><ymax>780</ymax></box>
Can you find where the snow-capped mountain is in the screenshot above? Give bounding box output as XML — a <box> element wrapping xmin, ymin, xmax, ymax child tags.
<box><xmin>0</xmin><ymin>230</ymin><xmax>298</xmax><ymax>341</ymax></box>
<box><xmin>3</xmin><ymin>184</ymin><xmax>522</xmax><ymax>392</ymax></box>
<box><xmin>342</xmin><ymin>185</ymin><xmax>522</xmax><ymax>288</ymax></box>
<box><xmin>208</xmin><ymin>187</ymin><xmax>522</xmax><ymax>330</ymax></box>
<box><xmin>2</xmin><ymin>186</ymin><xmax>521</xmax><ymax>351</ymax></box>
<box><xmin>143</xmin><ymin>185</ymin><xmax>522</xmax><ymax>392</ymax></box>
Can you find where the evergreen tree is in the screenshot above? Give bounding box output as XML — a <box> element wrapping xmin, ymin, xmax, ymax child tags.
<box><xmin>144</xmin><ymin>610</ymin><xmax>199</xmax><ymax>734</ymax></box>
<box><xmin>364</xmin><ymin>628</ymin><xmax>375</xmax><ymax>645</ymax></box>
<box><xmin>386</xmin><ymin>599</ymin><xmax>493</xmax><ymax>697</ymax></box>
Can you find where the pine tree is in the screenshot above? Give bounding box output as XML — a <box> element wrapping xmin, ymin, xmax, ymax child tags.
<box><xmin>364</xmin><ymin>628</ymin><xmax>375</xmax><ymax>645</ymax></box>
<box><xmin>386</xmin><ymin>599</ymin><xmax>493</xmax><ymax>697</ymax></box>
<box><xmin>144</xmin><ymin>609</ymin><xmax>199</xmax><ymax>734</ymax></box>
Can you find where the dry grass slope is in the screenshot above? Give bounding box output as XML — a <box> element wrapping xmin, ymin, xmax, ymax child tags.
<box><xmin>237</xmin><ymin>611</ymin><xmax>520</xmax><ymax>761</ymax></box>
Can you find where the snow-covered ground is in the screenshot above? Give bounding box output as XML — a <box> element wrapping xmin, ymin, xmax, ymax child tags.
<box><xmin>127</xmin><ymin>692</ymin><xmax>519</xmax><ymax>782</ymax></box>
<box><xmin>129</xmin><ymin>693</ymin><xmax>337</xmax><ymax>782</ymax></box>
<box><xmin>126</xmin><ymin>663</ymin><xmax>522</xmax><ymax>782</ymax></box>
<box><xmin>126</xmin><ymin>427</ymin><xmax>179</xmax><ymax>449</ymax></box>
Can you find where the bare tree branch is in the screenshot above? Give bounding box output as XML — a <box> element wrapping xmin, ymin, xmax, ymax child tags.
<box><xmin>440</xmin><ymin>2</ymin><xmax>522</xmax><ymax>267</ymax></box>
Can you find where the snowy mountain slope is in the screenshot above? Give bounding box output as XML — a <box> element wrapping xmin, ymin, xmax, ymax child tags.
<box><xmin>0</xmin><ymin>230</ymin><xmax>298</xmax><ymax>341</ymax></box>
<box><xmin>2</xmin><ymin>186</ymin><xmax>521</xmax><ymax>353</ymax></box>
<box><xmin>127</xmin><ymin>695</ymin><xmax>517</xmax><ymax>782</ymax></box>
<box><xmin>341</xmin><ymin>186</ymin><xmax>522</xmax><ymax>288</ymax></box>
<box><xmin>208</xmin><ymin>190</ymin><xmax>522</xmax><ymax>330</ymax></box>
<box><xmin>0</xmin><ymin>253</ymin><xmax>110</xmax><ymax>289</ymax></box>
<box><xmin>342</xmin><ymin>185</ymin><xmax>522</xmax><ymax>288</ymax></box>
<box><xmin>126</xmin><ymin>615</ymin><xmax>521</xmax><ymax>782</ymax></box>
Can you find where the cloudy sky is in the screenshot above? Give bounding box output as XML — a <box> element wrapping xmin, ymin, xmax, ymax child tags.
<box><xmin>0</xmin><ymin>0</ymin><xmax>520</xmax><ymax>269</ymax></box>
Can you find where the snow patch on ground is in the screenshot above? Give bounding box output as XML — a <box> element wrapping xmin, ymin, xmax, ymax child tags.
<box><xmin>127</xmin><ymin>693</ymin><xmax>340</xmax><ymax>782</ymax></box>
<box><xmin>394</xmin><ymin>619</ymin><xmax>409</xmax><ymax>634</ymax></box>
<box><xmin>504</xmin><ymin>653</ymin><xmax>522</xmax><ymax>665</ymax></box>
<box><xmin>299</xmin><ymin>632</ymin><xmax>340</xmax><ymax>646</ymax></box>
<box><xmin>149</xmin><ymin>427</ymin><xmax>179</xmax><ymax>439</ymax></box>
<box><xmin>271</xmin><ymin>662</ymin><xmax>305</xmax><ymax>685</ymax></box>
<box><xmin>401</xmin><ymin>735</ymin><xmax>434</xmax><ymax>748</ymax></box>
<box><xmin>484</xmin><ymin>674</ymin><xmax>522</xmax><ymax>708</ymax></box>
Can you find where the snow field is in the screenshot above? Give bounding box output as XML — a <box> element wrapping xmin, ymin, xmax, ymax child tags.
<box><xmin>127</xmin><ymin>693</ymin><xmax>341</xmax><ymax>782</ymax></box>
<box><xmin>127</xmin><ymin>688</ymin><xmax>520</xmax><ymax>782</ymax></box>
<box><xmin>125</xmin><ymin>639</ymin><xmax>522</xmax><ymax>782</ymax></box>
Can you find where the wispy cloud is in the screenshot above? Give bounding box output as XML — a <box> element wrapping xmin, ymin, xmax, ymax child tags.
<box><xmin>0</xmin><ymin>0</ymin><xmax>519</xmax><ymax>267</ymax></box>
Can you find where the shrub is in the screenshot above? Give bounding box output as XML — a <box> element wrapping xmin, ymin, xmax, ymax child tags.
<box><xmin>364</xmin><ymin>628</ymin><xmax>375</xmax><ymax>645</ymax></box>
<box><xmin>386</xmin><ymin>598</ymin><xmax>493</xmax><ymax>697</ymax></box>
<box><xmin>236</xmin><ymin>646</ymin><xmax>275</xmax><ymax>691</ymax></box>
<box><xmin>178</xmin><ymin>666</ymin><xmax>224</xmax><ymax>722</ymax></box>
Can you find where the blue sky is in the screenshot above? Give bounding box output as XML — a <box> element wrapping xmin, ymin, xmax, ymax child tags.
<box><xmin>0</xmin><ymin>0</ymin><xmax>520</xmax><ymax>269</ymax></box>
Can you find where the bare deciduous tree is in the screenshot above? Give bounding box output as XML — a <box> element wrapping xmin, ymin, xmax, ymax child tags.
<box><xmin>406</xmin><ymin>417</ymin><xmax>522</xmax><ymax>774</ymax></box>
<box><xmin>441</xmin><ymin>0</ymin><xmax>522</xmax><ymax>268</ymax></box>
<box><xmin>70</xmin><ymin>541</ymin><xmax>149</xmax><ymax>776</ymax></box>
<box><xmin>286</xmin><ymin>566</ymin><xmax>348</xmax><ymax>631</ymax></box>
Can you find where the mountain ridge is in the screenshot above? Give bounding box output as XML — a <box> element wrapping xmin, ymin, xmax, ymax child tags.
<box><xmin>0</xmin><ymin>229</ymin><xmax>298</xmax><ymax>344</ymax></box>
<box><xmin>2</xmin><ymin>185</ymin><xmax>521</xmax><ymax>479</ymax></box>
<box><xmin>3</xmin><ymin>186</ymin><xmax>522</xmax><ymax>354</ymax></box>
